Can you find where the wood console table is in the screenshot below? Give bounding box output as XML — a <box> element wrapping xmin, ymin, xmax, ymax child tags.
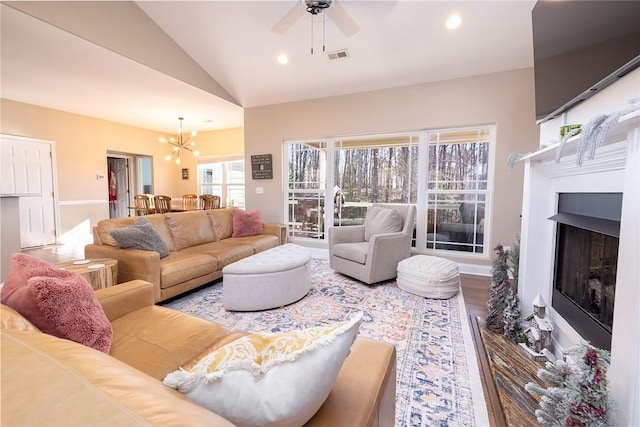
<box><xmin>57</xmin><ymin>259</ymin><xmax>118</xmax><ymax>290</ymax></box>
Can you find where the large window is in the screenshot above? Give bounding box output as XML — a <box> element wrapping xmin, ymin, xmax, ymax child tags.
<box><xmin>286</xmin><ymin>141</ymin><xmax>326</xmax><ymax>239</ymax></box>
<box><xmin>425</xmin><ymin>128</ymin><xmax>489</xmax><ymax>253</ymax></box>
<box><xmin>284</xmin><ymin>125</ymin><xmax>494</xmax><ymax>255</ymax></box>
<box><xmin>197</xmin><ymin>160</ymin><xmax>245</xmax><ymax>208</ymax></box>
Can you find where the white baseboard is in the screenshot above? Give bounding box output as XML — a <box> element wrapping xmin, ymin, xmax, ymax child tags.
<box><xmin>457</xmin><ymin>262</ymin><xmax>492</xmax><ymax>276</ymax></box>
<box><xmin>306</xmin><ymin>246</ymin><xmax>492</xmax><ymax>276</ymax></box>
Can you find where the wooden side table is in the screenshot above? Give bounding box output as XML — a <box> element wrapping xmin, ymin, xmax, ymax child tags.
<box><xmin>57</xmin><ymin>259</ymin><xmax>118</xmax><ymax>290</ymax></box>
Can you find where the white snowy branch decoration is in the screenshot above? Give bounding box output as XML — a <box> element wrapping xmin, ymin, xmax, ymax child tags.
<box><xmin>507</xmin><ymin>98</ymin><xmax>640</xmax><ymax>171</ymax></box>
<box><xmin>558</xmin><ymin>98</ymin><xmax>640</xmax><ymax>166</ymax></box>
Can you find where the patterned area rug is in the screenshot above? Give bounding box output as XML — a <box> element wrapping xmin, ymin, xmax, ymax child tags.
<box><xmin>164</xmin><ymin>258</ymin><xmax>488</xmax><ymax>426</ymax></box>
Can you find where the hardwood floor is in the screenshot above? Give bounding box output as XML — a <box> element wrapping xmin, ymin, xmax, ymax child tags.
<box><xmin>22</xmin><ymin>245</ymin><xmax>505</xmax><ymax>426</ymax></box>
<box><xmin>22</xmin><ymin>243</ymin><xmax>86</xmax><ymax>264</ymax></box>
<box><xmin>459</xmin><ymin>273</ymin><xmax>505</xmax><ymax>427</ymax></box>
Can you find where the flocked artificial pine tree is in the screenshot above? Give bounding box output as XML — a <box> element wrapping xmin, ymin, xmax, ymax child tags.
<box><xmin>485</xmin><ymin>244</ymin><xmax>511</xmax><ymax>332</ymax></box>
<box><xmin>502</xmin><ymin>285</ymin><xmax>521</xmax><ymax>343</ymax></box>
<box><xmin>525</xmin><ymin>343</ymin><xmax>611</xmax><ymax>427</ymax></box>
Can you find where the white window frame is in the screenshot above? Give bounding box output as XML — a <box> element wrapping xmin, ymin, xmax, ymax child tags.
<box><xmin>282</xmin><ymin>125</ymin><xmax>495</xmax><ymax>258</ymax></box>
<box><xmin>197</xmin><ymin>157</ymin><xmax>245</xmax><ymax>208</ymax></box>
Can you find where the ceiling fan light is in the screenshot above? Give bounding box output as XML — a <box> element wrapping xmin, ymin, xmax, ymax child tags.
<box><xmin>176</xmin><ymin>158</ymin><xmax>181</xmax><ymax>165</ymax></box>
<box><xmin>194</xmin><ymin>150</ymin><xmax>200</xmax><ymax>157</ymax></box>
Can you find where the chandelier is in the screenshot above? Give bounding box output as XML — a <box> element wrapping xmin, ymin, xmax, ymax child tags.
<box><xmin>159</xmin><ymin>117</ymin><xmax>200</xmax><ymax>164</ymax></box>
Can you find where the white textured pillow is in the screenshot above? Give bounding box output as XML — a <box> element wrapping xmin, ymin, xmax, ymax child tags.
<box><xmin>163</xmin><ymin>312</ymin><xmax>362</xmax><ymax>427</ymax></box>
<box><xmin>364</xmin><ymin>207</ymin><xmax>403</xmax><ymax>241</ymax></box>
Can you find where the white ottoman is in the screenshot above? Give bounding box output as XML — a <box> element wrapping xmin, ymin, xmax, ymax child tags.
<box><xmin>222</xmin><ymin>243</ymin><xmax>312</xmax><ymax>311</ymax></box>
<box><xmin>396</xmin><ymin>255</ymin><xmax>460</xmax><ymax>299</ymax></box>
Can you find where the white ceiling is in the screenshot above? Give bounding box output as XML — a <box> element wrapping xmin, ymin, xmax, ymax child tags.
<box><xmin>1</xmin><ymin>1</ymin><xmax>535</xmax><ymax>133</ymax></box>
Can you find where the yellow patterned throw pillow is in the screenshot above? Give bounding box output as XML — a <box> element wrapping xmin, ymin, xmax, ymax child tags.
<box><xmin>164</xmin><ymin>312</ymin><xmax>362</xmax><ymax>427</ymax></box>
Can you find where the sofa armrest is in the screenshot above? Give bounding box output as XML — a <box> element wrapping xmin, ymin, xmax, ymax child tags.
<box><xmin>85</xmin><ymin>244</ymin><xmax>161</xmax><ymax>302</ymax></box>
<box><xmin>263</xmin><ymin>223</ymin><xmax>285</xmax><ymax>244</ymax></box>
<box><xmin>328</xmin><ymin>225</ymin><xmax>366</xmax><ymax>246</ymax></box>
<box><xmin>95</xmin><ymin>280</ymin><xmax>155</xmax><ymax>322</ymax></box>
<box><xmin>306</xmin><ymin>338</ymin><xmax>396</xmax><ymax>427</ymax></box>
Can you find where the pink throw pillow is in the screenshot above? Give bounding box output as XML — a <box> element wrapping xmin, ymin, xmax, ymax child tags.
<box><xmin>1</xmin><ymin>254</ymin><xmax>112</xmax><ymax>353</ymax></box>
<box><xmin>232</xmin><ymin>208</ymin><xmax>264</xmax><ymax>237</ymax></box>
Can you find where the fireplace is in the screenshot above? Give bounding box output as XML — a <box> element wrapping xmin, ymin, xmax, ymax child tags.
<box><xmin>550</xmin><ymin>193</ymin><xmax>622</xmax><ymax>351</ymax></box>
<box><xmin>517</xmin><ymin>69</ymin><xmax>639</xmax><ymax>425</ymax></box>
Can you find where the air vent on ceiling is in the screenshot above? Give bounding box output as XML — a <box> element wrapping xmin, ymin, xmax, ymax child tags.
<box><xmin>327</xmin><ymin>49</ymin><xmax>349</xmax><ymax>61</ymax></box>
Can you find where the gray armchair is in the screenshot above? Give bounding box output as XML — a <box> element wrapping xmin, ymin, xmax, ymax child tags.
<box><xmin>328</xmin><ymin>203</ymin><xmax>416</xmax><ymax>284</ymax></box>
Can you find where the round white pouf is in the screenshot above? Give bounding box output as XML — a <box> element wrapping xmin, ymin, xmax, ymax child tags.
<box><xmin>396</xmin><ymin>255</ymin><xmax>460</xmax><ymax>299</ymax></box>
<box><xmin>222</xmin><ymin>243</ymin><xmax>312</xmax><ymax>311</ymax></box>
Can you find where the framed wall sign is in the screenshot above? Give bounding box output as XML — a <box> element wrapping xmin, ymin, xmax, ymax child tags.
<box><xmin>181</xmin><ymin>168</ymin><xmax>189</xmax><ymax>180</ymax></box>
<box><xmin>251</xmin><ymin>154</ymin><xmax>273</xmax><ymax>179</ymax></box>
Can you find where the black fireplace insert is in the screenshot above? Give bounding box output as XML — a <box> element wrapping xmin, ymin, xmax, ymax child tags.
<box><xmin>550</xmin><ymin>193</ymin><xmax>622</xmax><ymax>351</ymax></box>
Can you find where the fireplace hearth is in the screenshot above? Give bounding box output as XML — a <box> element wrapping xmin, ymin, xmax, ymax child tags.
<box><xmin>550</xmin><ymin>192</ymin><xmax>621</xmax><ymax>350</ymax></box>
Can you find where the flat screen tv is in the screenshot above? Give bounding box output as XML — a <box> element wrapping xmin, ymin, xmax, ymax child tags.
<box><xmin>532</xmin><ymin>1</ymin><xmax>640</xmax><ymax>123</ymax></box>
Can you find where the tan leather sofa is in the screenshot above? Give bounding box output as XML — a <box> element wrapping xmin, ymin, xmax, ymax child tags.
<box><xmin>85</xmin><ymin>208</ymin><xmax>283</xmax><ymax>302</ymax></box>
<box><xmin>1</xmin><ymin>280</ymin><xmax>397</xmax><ymax>426</ymax></box>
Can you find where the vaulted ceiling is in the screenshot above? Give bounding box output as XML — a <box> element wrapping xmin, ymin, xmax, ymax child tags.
<box><xmin>1</xmin><ymin>1</ymin><xmax>535</xmax><ymax>132</ymax></box>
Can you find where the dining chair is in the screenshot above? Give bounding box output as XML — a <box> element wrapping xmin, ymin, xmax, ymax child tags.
<box><xmin>200</xmin><ymin>195</ymin><xmax>221</xmax><ymax>210</ymax></box>
<box><xmin>154</xmin><ymin>195</ymin><xmax>172</xmax><ymax>214</ymax></box>
<box><xmin>133</xmin><ymin>194</ymin><xmax>154</xmax><ymax>216</ymax></box>
<box><xmin>182</xmin><ymin>194</ymin><xmax>199</xmax><ymax>211</ymax></box>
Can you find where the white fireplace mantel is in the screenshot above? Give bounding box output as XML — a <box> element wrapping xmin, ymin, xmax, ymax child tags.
<box><xmin>518</xmin><ymin>108</ymin><xmax>639</xmax><ymax>425</ymax></box>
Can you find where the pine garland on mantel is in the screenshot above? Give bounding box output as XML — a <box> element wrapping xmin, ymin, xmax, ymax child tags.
<box><xmin>507</xmin><ymin>98</ymin><xmax>640</xmax><ymax>172</ymax></box>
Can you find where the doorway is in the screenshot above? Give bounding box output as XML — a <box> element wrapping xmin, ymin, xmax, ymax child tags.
<box><xmin>107</xmin><ymin>153</ymin><xmax>154</xmax><ymax>218</ymax></box>
<box><xmin>107</xmin><ymin>156</ymin><xmax>130</xmax><ymax>219</ymax></box>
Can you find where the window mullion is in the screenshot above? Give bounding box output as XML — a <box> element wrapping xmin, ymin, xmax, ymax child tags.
<box><xmin>415</xmin><ymin>131</ymin><xmax>429</xmax><ymax>250</ymax></box>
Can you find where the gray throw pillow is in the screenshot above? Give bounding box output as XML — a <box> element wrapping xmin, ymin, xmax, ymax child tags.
<box><xmin>364</xmin><ymin>207</ymin><xmax>403</xmax><ymax>241</ymax></box>
<box><xmin>109</xmin><ymin>217</ymin><xmax>169</xmax><ymax>258</ymax></box>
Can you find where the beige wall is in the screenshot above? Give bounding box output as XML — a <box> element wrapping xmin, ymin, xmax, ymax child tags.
<box><xmin>175</xmin><ymin>127</ymin><xmax>244</xmax><ymax>196</ymax></box>
<box><xmin>2</xmin><ymin>68</ymin><xmax>538</xmax><ymax>267</ymax></box>
<box><xmin>0</xmin><ymin>99</ymin><xmax>243</xmax><ymax>241</ymax></box>
<box><xmin>244</xmin><ymin>68</ymin><xmax>540</xmax><ymax>266</ymax></box>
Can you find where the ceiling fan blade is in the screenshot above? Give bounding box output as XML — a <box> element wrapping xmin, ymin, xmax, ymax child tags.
<box><xmin>272</xmin><ymin>2</ymin><xmax>305</xmax><ymax>34</ymax></box>
<box><xmin>326</xmin><ymin>0</ymin><xmax>360</xmax><ymax>37</ymax></box>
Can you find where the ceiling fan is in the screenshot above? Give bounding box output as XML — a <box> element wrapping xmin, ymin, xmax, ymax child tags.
<box><xmin>272</xmin><ymin>0</ymin><xmax>361</xmax><ymax>38</ymax></box>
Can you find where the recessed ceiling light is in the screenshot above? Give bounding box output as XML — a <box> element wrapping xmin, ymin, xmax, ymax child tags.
<box><xmin>446</xmin><ymin>14</ymin><xmax>462</xmax><ymax>30</ymax></box>
<box><xmin>277</xmin><ymin>54</ymin><xmax>289</xmax><ymax>65</ymax></box>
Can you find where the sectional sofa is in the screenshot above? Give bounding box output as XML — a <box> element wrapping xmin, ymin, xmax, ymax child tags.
<box><xmin>1</xmin><ymin>279</ymin><xmax>397</xmax><ymax>425</ymax></box>
<box><xmin>85</xmin><ymin>208</ymin><xmax>284</xmax><ymax>302</ymax></box>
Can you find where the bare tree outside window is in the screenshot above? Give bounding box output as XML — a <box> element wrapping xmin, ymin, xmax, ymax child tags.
<box><xmin>284</xmin><ymin>126</ymin><xmax>493</xmax><ymax>255</ymax></box>
<box><xmin>287</xmin><ymin>142</ymin><xmax>326</xmax><ymax>239</ymax></box>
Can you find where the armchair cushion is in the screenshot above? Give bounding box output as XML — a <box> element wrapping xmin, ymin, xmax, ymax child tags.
<box><xmin>364</xmin><ymin>207</ymin><xmax>403</xmax><ymax>241</ymax></box>
<box><xmin>332</xmin><ymin>241</ymin><xmax>368</xmax><ymax>264</ymax></box>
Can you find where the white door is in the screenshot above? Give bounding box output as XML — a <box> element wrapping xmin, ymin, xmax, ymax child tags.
<box><xmin>1</xmin><ymin>136</ymin><xmax>56</xmax><ymax>248</ymax></box>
